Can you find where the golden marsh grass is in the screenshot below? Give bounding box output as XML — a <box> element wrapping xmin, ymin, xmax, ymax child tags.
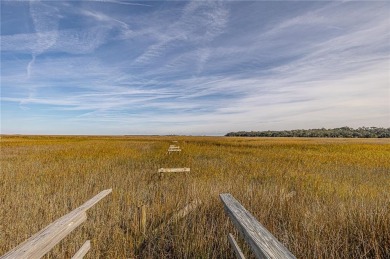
<box><xmin>1</xmin><ymin>135</ymin><xmax>389</xmax><ymax>258</ymax></box>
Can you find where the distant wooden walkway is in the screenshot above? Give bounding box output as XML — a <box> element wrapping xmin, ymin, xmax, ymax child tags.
<box><xmin>168</xmin><ymin>144</ymin><xmax>181</xmax><ymax>153</ymax></box>
<box><xmin>161</xmin><ymin>142</ymin><xmax>190</xmax><ymax>175</ymax></box>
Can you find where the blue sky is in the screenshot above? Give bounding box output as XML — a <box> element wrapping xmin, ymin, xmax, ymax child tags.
<box><xmin>1</xmin><ymin>0</ymin><xmax>389</xmax><ymax>135</ymax></box>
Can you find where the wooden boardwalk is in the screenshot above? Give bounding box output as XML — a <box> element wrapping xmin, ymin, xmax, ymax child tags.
<box><xmin>220</xmin><ymin>193</ymin><xmax>296</xmax><ymax>259</ymax></box>
<box><xmin>2</xmin><ymin>141</ymin><xmax>296</xmax><ymax>258</ymax></box>
<box><xmin>160</xmin><ymin>142</ymin><xmax>191</xmax><ymax>176</ymax></box>
<box><xmin>1</xmin><ymin>189</ymin><xmax>112</xmax><ymax>259</ymax></box>
<box><xmin>168</xmin><ymin>144</ymin><xmax>181</xmax><ymax>153</ymax></box>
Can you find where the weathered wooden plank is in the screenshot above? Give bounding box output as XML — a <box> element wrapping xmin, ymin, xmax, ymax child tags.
<box><xmin>1</xmin><ymin>212</ymin><xmax>87</xmax><ymax>259</ymax></box>
<box><xmin>75</xmin><ymin>189</ymin><xmax>112</xmax><ymax>212</ymax></box>
<box><xmin>71</xmin><ymin>240</ymin><xmax>91</xmax><ymax>259</ymax></box>
<box><xmin>153</xmin><ymin>199</ymin><xmax>201</xmax><ymax>233</ymax></box>
<box><xmin>1</xmin><ymin>189</ymin><xmax>112</xmax><ymax>259</ymax></box>
<box><xmin>168</xmin><ymin>149</ymin><xmax>181</xmax><ymax>152</ymax></box>
<box><xmin>167</xmin><ymin>199</ymin><xmax>201</xmax><ymax>223</ymax></box>
<box><xmin>158</xmin><ymin>168</ymin><xmax>190</xmax><ymax>173</ymax></box>
<box><xmin>220</xmin><ymin>193</ymin><xmax>296</xmax><ymax>259</ymax></box>
<box><xmin>228</xmin><ymin>233</ymin><xmax>246</xmax><ymax>259</ymax></box>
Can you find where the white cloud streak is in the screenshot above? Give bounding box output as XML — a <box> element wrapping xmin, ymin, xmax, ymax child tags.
<box><xmin>1</xmin><ymin>1</ymin><xmax>389</xmax><ymax>134</ymax></box>
<box><xmin>133</xmin><ymin>0</ymin><xmax>228</xmax><ymax>64</ymax></box>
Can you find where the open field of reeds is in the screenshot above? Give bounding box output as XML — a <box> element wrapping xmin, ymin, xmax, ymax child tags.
<box><xmin>1</xmin><ymin>135</ymin><xmax>389</xmax><ymax>258</ymax></box>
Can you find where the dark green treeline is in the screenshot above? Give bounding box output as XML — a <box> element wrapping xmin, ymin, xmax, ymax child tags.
<box><xmin>226</xmin><ymin>127</ymin><xmax>390</xmax><ymax>138</ymax></box>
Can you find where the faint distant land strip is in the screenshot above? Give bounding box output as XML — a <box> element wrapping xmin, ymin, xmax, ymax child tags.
<box><xmin>1</xmin><ymin>189</ymin><xmax>112</xmax><ymax>259</ymax></box>
<box><xmin>220</xmin><ymin>193</ymin><xmax>296</xmax><ymax>259</ymax></box>
<box><xmin>225</xmin><ymin>127</ymin><xmax>390</xmax><ymax>138</ymax></box>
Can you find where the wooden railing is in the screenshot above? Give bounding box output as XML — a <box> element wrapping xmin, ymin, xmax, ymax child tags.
<box><xmin>1</xmin><ymin>189</ymin><xmax>112</xmax><ymax>259</ymax></box>
<box><xmin>220</xmin><ymin>193</ymin><xmax>296</xmax><ymax>259</ymax></box>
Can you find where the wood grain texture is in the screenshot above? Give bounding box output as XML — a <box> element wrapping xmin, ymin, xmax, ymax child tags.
<box><xmin>220</xmin><ymin>193</ymin><xmax>296</xmax><ymax>259</ymax></box>
<box><xmin>1</xmin><ymin>189</ymin><xmax>112</xmax><ymax>259</ymax></box>
<box><xmin>228</xmin><ymin>233</ymin><xmax>246</xmax><ymax>259</ymax></box>
<box><xmin>1</xmin><ymin>212</ymin><xmax>87</xmax><ymax>259</ymax></box>
<box><xmin>71</xmin><ymin>240</ymin><xmax>91</xmax><ymax>259</ymax></box>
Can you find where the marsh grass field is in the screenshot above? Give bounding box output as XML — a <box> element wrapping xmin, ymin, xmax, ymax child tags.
<box><xmin>0</xmin><ymin>135</ymin><xmax>389</xmax><ymax>258</ymax></box>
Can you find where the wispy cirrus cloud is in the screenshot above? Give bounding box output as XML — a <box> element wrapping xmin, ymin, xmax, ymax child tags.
<box><xmin>133</xmin><ymin>0</ymin><xmax>228</xmax><ymax>64</ymax></box>
<box><xmin>1</xmin><ymin>0</ymin><xmax>389</xmax><ymax>135</ymax></box>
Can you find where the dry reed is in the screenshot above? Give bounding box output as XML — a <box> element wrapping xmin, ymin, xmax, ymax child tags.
<box><xmin>0</xmin><ymin>135</ymin><xmax>389</xmax><ymax>258</ymax></box>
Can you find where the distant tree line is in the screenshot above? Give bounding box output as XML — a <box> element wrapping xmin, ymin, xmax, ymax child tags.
<box><xmin>225</xmin><ymin>127</ymin><xmax>390</xmax><ymax>138</ymax></box>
